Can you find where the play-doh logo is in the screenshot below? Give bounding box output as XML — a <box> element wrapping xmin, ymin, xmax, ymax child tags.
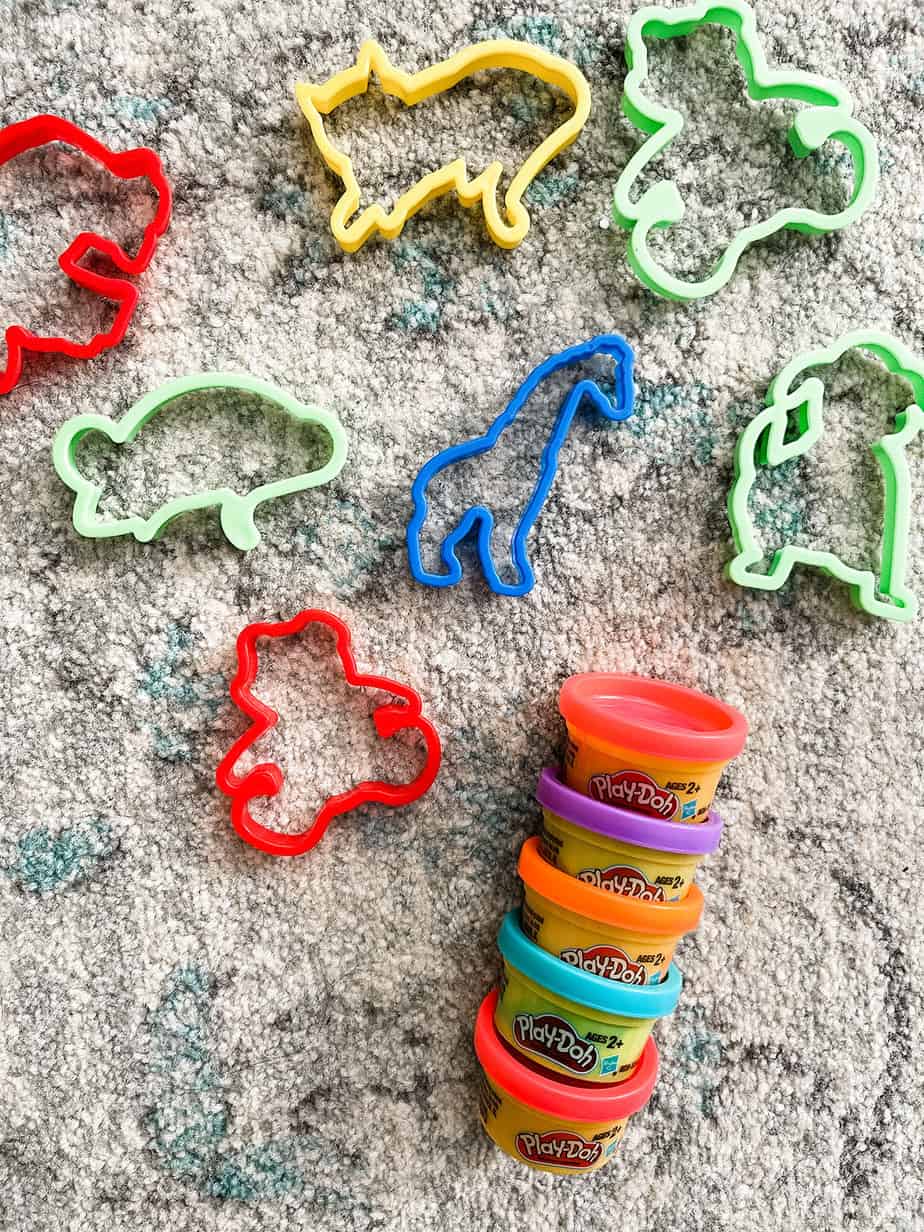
<box><xmin>560</xmin><ymin>943</ymin><xmax>648</xmax><ymax>984</ymax></box>
<box><xmin>515</xmin><ymin>1130</ymin><xmax>603</xmax><ymax>1170</ymax></box>
<box><xmin>578</xmin><ymin>863</ymin><xmax>665</xmax><ymax>901</ymax></box>
<box><xmin>512</xmin><ymin>1012</ymin><xmax>598</xmax><ymax>1075</ymax></box>
<box><xmin>588</xmin><ymin>769</ymin><xmax>678</xmax><ymax>819</ymax></box>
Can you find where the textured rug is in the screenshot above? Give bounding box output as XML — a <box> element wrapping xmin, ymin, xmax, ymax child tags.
<box><xmin>1</xmin><ymin>2</ymin><xmax>922</xmax><ymax>1229</ymax></box>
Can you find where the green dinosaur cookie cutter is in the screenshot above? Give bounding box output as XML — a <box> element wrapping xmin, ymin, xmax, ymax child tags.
<box><xmin>612</xmin><ymin>0</ymin><xmax>880</xmax><ymax>301</ymax></box>
<box><xmin>727</xmin><ymin>330</ymin><xmax>924</xmax><ymax>623</ymax></box>
<box><xmin>53</xmin><ymin>372</ymin><xmax>348</xmax><ymax>550</ymax></box>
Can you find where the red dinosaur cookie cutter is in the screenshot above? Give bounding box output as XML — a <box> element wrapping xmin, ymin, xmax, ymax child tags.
<box><xmin>0</xmin><ymin>114</ymin><xmax>172</xmax><ymax>394</ymax></box>
<box><xmin>215</xmin><ymin>610</ymin><xmax>442</xmax><ymax>856</ymax></box>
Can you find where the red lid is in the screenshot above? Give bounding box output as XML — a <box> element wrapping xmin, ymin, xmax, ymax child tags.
<box><xmin>474</xmin><ymin>989</ymin><xmax>659</xmax><ymax>1122</ymax></box>
<box><xmin>559</xmin><ymin>673</ymin><xmax>748</xmax><ymax>763</ymax></box>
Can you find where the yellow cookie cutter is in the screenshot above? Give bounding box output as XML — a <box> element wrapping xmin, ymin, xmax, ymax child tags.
<box><xmin>295</xmin><ymin>39</ymin><xmax>591</xmax><ymax>253</ymax></box>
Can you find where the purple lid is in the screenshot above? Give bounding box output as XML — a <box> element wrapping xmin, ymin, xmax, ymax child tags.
<box><xmin>536</xmin><ymin>766</ymin><xmax>723</xmax><ymax>855</ymax></box>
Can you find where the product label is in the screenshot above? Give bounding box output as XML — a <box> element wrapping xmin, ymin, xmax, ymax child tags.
<box><xmin>477</xmin><ymin>1073</ymin><xmax>501</xmax><ymax>1125</ymax></box>
<box><xmin>521</xmin><ymin>900</ymin><xmax>544</xmax><ymax>943</ymax></box>
<box><xmin>537</xmin><ymin>825</ymin><xmax>563</xmax><ymax>865</ymax></box>
<box><xmin>656</xmin><ymin>872</ymin><xmax>686</xmax><ymax>894</ymax></box>
<box><xmin>512</xmin><ymin>1012</ymin><xmax>598</xmax><ymax>1075</ymax></box>
<box><xmin>586</xmin><ymin>1029</ymin><xmax>624</xmax><ymax>1049</ymax></box>
<box><xmin>588</xmin><ymin>769</ymin><xmax>679</xmax><ymax>820</ymax></box>
<box><xmin>514</xmin><ymin>1129</ymin><xmax>603</xmax><ymax>1170</ymax></box>
<box><xmin>559</xmin><ymin>943</ymin><xmax>648</xmax><ymax>984</ymax></box>
<box><xmin>577</xmin><ymin>863</ymin><xmax>665</xmax><ymax>901</ymax></box>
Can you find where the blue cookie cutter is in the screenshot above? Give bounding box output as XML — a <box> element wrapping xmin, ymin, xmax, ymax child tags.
<box><xmin>407</xmin><ymin>335</ymin><xmax>635</xmax><ymax>596</ymax></box>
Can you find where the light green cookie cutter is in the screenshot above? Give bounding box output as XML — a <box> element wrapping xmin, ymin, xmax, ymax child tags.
<box><xmin>53</xmin><ymin>372</ymin><xmax>348</xmax><ymax>551</ymax></box>
<box><xmin>727</xmin><ymin>330</ymin><xmax>924</xmax><ymax>623</ymax></box>
<box><xmin>612</xmin><ymin>0</ymin><xmax>880</xmax><ymax>301</ymax></box>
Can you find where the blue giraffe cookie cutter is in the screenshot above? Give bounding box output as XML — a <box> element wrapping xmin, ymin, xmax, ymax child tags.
<box><xmin>407</xmin><ymin>335</ymin><xmax>635</xmax><ymax>596</ymax></box>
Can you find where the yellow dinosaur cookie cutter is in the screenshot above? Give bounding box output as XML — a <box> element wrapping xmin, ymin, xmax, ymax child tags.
<box><xmin>295</xmin><ymin>39</ymin><xmax>591</xmax><ymax>253</ymax></box>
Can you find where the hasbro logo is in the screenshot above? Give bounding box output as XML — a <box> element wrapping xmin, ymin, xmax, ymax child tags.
<box><xmin>681</xmin><ymin>800</ymin><xmax>697</xmax><ymax>819</ymax></box>
<box><xmin>601</xmin><ymin>1055</ymin><xmax>620</xmax><ymax>1075</ymax></box>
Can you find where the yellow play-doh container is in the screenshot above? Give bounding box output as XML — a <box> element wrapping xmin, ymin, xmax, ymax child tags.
<box><xmin>518</xmin><ymin>836</ymin><xmax>703</xmax><ymax>985</ymax></box>
<box><xmin>494</xmin><ymin>911</ymin><xmax>682</xmax><ymax>1083</ymax></box>
<box><xmin>475</xmin><ymin>988</ymin><xmax>659</xmax><ymax>1174</ymax></box>
<box><xmin>537</xmin><ymin>767</ymin><xmax>723</xmax><ymax>902</ymax></box>
<box><xmin>559</xmin><ymin>673</ymin><xmax>748</xmax><ymax>824</ymax></box>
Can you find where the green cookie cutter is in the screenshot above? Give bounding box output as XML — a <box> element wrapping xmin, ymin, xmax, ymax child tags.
<box><xmin>612</xmin><ymin>0</ymin><xmax>880</xmax><ymax>301</ymax></box>
<box><xmin>53</xmin><ymin>372</ymin><xmax>348</xmax><ymax>551</ymax></box>
<box><xmin>727</xmin><ymin>330</ymin><xmax>924</xmax><ymax>623</ymax></box>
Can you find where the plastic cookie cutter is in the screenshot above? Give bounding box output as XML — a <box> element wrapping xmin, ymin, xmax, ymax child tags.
<box><xmin>611</xmin><ymin>0</ymin><xmax>879</xmax><ymax>301</ymax></box>
<box><xmin>52</xmin><ymin>372</ymin><xmax>347</xmax><ymax>550</ymax></box>
<box><xmin>407</xmin><ymin>334</ymin><xmax>634</xmax><ymax>596</ymax></box>
<box><xmin>727</xmin><ymin>329</ymin><xmax>924</xmax><ymax>623</ymax></box>
<box><xmin>215</xmin><ymin>609</ymin><xmax>442</xmax><ymax>856</ymax></box>
<box><xmin>295</xmin><ymin>39</ymin><xmax>591</xmax><ymax>252</ymax></box>
<box><xmin>0</xmin><ymin>114</ymin><xmax>172</xmax><ymax>394</ymax></box>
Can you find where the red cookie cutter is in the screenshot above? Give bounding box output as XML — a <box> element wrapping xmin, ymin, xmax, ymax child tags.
<box><xmin>215</xmin><ymin>610</ymin><xmax>442</xmax><ymax>856</ymax></box>
<box><xmin>0</xmin><ymin>114</ymin><xmax>172</xmax><ymax>394</ymax></box>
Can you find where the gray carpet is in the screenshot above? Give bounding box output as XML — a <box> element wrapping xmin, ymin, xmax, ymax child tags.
<box><xmin>1</xmin><ymin>2</ymin><xmax>921</xmax><ymax>1229</ymax></box>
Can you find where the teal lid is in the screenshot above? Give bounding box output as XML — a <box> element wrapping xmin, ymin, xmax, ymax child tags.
<box><xmin>498</xmin><ymin>911</ymin><xmax>682</xmax><ymax>1019</ymax></box>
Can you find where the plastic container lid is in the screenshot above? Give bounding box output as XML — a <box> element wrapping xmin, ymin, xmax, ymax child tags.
<box><xmin>498</xmin><ymin>911</ymin><xmax>683</xmax><ymax>1018</ymax></box>
<box><xmin>559</xmin><ymin>673</ymin><xmax>748</xmax><ymax>763</ymax></box>
<box><xmin>475</xmin><ymin>988</ymin><xmax>659</xmax><ymax>1122</ymax></box>
<box><xmin>519</xmin><ymin>836</ymin><xmax>704</xmax><ymax>936</ymax></box>
<box><xmin>537</xmin><ymin>766</ymin><xmax>723</xmax><ymax>855</ymax></box>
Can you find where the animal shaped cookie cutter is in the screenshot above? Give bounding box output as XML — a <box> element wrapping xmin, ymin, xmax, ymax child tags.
<box><xmin>295</xmin><ymin>39</ymin><xmax>591</xmax><ymax>252</ymax></box>
<box><xmin>612</xmin><ymin>0</ymin><xmax>879</xmax><ymax>301</ymax></box>
<box><xmin>0</xmin><ymin>114</ymin><xmax>172</xmax><ymax>393</ymax></box>
<box><xmin>407</xmin><ymin>334</ymin><xmax>635</xmax><ymax>596</ymax></box>
<box><xmin>727</xmin><ymin>329</ymin><xmax>924</xmax><ymax>623</ymax></box>
<box><xmin>52</xmin><ymin>372</ymin><xmax>348</xmax><ymax>550</ymax></box>
<box><xmin>215</xmin><ymin>609</ymin><xmax>442</xmax><ymax>856</ymax></box>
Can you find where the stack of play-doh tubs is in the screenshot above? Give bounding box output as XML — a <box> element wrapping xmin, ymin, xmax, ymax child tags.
<box><xmin>474</xmin><ymin>673</ymin><xmax>747</xmax><ymax>1174</ymax></box>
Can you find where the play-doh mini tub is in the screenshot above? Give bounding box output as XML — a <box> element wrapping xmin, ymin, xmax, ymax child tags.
<box><xmin>537</xmin><ymin>766</ymin><xmax>723</xmax><ymax>902</ymax></box>
<box><xmin>559</xmin><ymin>673</ymin><xmax>748</xmax><ymax>824</ymax></box>
<box><xmin>475</xmin><ymin>988</ymin><xmax>659</xmax><ymax>1173</ymax></box>
<box><xmin>518</xmin><ymin>836</ymin><xmax>703</xmax><ymax>984</ymax></box>
<box><xmin>494</xmin><ymin>910</ymin><xmax>681</xmax><ymax>1083</ymax></box>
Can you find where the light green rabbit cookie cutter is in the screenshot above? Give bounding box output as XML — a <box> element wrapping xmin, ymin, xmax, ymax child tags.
<box><xmin>727</xmin><ymin>330</ymin><xmax>924</xmax><ymax>623</ymax></box>
<box><xmin>53</xmin><ymin>372</ymin><xmax>348</xmax><ymax>550</ymax></box>
<box><xmin>612</xmin><ymin>0</ymin><xmax>880</xmax><ymax>301</ymax></box>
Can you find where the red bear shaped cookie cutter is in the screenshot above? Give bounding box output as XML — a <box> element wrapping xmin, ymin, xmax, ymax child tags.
<box><xmin>215</xmin><ymin>610</ymin><xmax>442</xmax><ymax>856</ymax></box>
<box><xmin>0</xmin><ymin>114</ymin><xmax>172</xmax><ymax>394</ymax></box>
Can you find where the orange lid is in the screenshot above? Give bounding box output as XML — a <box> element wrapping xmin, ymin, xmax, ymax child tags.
<box><xmin>518</xmin><ymin>836</ymin><xmax>704</xmax><ymax>936</ymax></box>
<box><xmin>559</xmin><ymin>673</ymin><xmax>748</xmax><ymax>763</ymax></box>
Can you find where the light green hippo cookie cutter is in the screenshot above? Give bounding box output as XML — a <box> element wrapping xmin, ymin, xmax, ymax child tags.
<box><xmin>727</xmin><ymin>330</ymin><xmax>924</xmax><ymax>623</ymax></box>
<box><xmin>612</xmin><ymin>0</ymin><xmax>880</xmax><ymax>301</ymax></box>
<box><xmin>53</xmin><ymin>372</ymin><xmax>348</xmax><ymax>550</ymax></box>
